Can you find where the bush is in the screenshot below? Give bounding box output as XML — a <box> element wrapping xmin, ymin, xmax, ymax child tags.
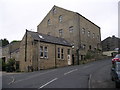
<box><xmin>6</xmin><ymin>58</ymin><xmax>15</xmax><ymax>72</ymax></box>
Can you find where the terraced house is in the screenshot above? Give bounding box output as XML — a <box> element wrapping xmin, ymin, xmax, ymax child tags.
<box><xmin>19</xmin><ymin>30</ymin><xmax>72</xmax><ymax>71</ymax></box>
<box><xmin>37</xmin><ymin>5</ymin><xmax>101</xmax><ymax>65</ymax></box>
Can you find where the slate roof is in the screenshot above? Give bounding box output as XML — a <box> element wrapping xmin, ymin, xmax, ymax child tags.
<box><xmin>27</xmin><ymin>31</ymin><xmax>72</xmax><ymax>47</ymax></box>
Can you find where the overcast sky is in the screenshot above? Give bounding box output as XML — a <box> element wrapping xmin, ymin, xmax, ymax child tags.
<box><xmin>0</xmin><ymin>0</ymin><xmax>119</xmax><ymax>42</ymax></box>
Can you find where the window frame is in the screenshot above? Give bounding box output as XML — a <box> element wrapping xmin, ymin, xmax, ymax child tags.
<box><xmin>59</xmin><ymin>29</ymin><xmax>63</xmax><ymax>37</ymax></box>
<box><xmin>53</xmin><ymin>8</ymin><xmax>56</xmax><ymax>14</ymax></box>
<box><xmin>61</xmin><ymin>48</ymin><xmax>64</xmax><ymax>60</ymax></box>
<box><xmin>88</xmin><ymin>31</ymin><xmax>90</xmax><ymax>37</ymax></box>
<box><xmin>44</xmin><ymin>46</ymin><xmax>48</xmax><ymax>58</ymax></box>
<box><xmin>47</xmin><ymin>19</ymin><xmax>51</xmax><ymax>26</ymax></box>
<box><xmin>40</xmin><ymin>46</ymin><xmax>48</xmax><ymax>59</ymax></box>
<box><xmin>59</xmin><ymin>15</ymin><xmax>62</xmax><ymax>22</ymax></box>
<box><xmin>40</xmin><ymin>46</ymin><xmax>44</xmax><ymax>58</ymax></box>
<box><xmin>69</xmin><ymin>26</ymin><xmax>74</xmax><ymax>33</ymax></box>
<box><xmin>82</xmin><ymin>28</ymin><xmax>85</xmax><ymax>34</ymax></box>
<box><xmin>58</xmin><ymin>48</ymin><xmax>61</xmax><ymax>59</ymax></box>
<box><xmin>93</xmin><ymin>33</ymin><xmax>95</xmax><ymax>38</ymax></box>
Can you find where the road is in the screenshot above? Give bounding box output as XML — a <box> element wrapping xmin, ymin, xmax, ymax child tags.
<box><xmin>2</xmin><ymin>58</ymin><xmax>115</xmax><ymax>88</ymax></box>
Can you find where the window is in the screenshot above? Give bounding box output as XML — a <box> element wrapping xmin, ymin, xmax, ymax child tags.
<box><xmin>47</xmin><ymin>19</ymin><xmax>50</xmax><ymax>26</ymax></box>
<box><xmin>59</xmin><ymin>29</ymin><xmax>63</xmax><ymax>37</ymax></box>
<box><xmin>69</xmin><ymin>26</ymin><xmax>74</xmax><ymax>33</ymax></box>
<box><xmin>40</xmin><ymin>46</ymin><xmax>48</xmax><ymax>58</ymax></box>
<box><xmin>67</xmin><ymin>49</ymin><xmax>70</xmax><ymax>55</ymax></box>
<box><xmin>88</xmin><ymin>31</ymin><xmax>90</xmax><ymax>37</ymax></box>
<box><xmin>40</xmin><ymin>46</ymin><xmax>43</xmax><ymax>58</ymax></box>
<box><xmin>93</xmin><ymin>33</ymin><xmax>95</xmax><ymax>38</ymax></box>
<box><xmin>53</xmin><ymin>8</ymin><xmax>56</xmax><ymax>14</ymax></box>
<box><xmin>97</xmin><ymin>35</ymin><xmax>99</xmax><ymax>40</ymax></box>
<box><xmin>59</xmin><ymin>15</ymin><xmax>62</xmax><ymax>22</ymax></box>
<box><xmin>89</xmin><ymin>45</ymin><xmax>92</xmax><ymax>50</ymax></box>
<box><xmin>82</xmin><ymin>28</ymin><xmax>85</xmax><ymax>34</ymax></box>
<box><xmin>82</xmin><ymin>44</ymin><xmax>86</xmax><ymax>49</ymax></box>
<box><xmin>44</xmin><ymin>47</ymin><xmax>48</xmax><ymax>58</ymax></box>
<box><xmin>61</xmin><ymin>49</ymin><xmax>64</xmax><ymax>59</ymax></box>
<box><xmin>58</xmin><ymin>48</ymin><xmax>60</xmax><ymax>58</ymax></box>
<box><xmin>57</xmin><ymin>48</ymin><xmax>64</xmax><ymax>60</ymax></box>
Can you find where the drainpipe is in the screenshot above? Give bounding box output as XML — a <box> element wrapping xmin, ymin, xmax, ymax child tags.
<box><xmin>55</xmin><ymin>44</ymin><xmax>57</xmax><ymax>68</ymax></box>
<box><xmin>25</xmin><ymin>29</ymin><xmax>28</xmax><ymax>62</ymax></box>
<box><xmin>76</xmin><ymin>13</ymin><xmax>81</xmax><ymax>65</ymax></box>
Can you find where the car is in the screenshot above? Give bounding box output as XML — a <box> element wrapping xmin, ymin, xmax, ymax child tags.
<box><xmin>111</xmin><ymin>62</ymin><xmax>120</xmax><ymax>88</ymax></box>
<box><xmin>112</xmin><ymin>54</ymin><xmax>120</xmax><ymax>64</ymax></box>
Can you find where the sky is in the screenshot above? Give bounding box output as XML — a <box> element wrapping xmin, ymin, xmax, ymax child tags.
<box><xmin>0</xmin><ymin>0</ymin><xmax>119</xmax><ymax>42</ymax></box>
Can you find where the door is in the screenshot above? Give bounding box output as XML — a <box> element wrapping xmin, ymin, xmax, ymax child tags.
<box><xmin>67</xmin><ymin>55</ymin><xmax>71</xmax><ymax>65</ymax></box>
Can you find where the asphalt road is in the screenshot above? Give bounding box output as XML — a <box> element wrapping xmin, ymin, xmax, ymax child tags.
<box><xmin>2</xmin><ymin>58</ymin><xmax>115</xmax><ymax>88</ymax></box>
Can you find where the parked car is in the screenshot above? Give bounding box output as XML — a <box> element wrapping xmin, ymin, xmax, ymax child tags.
<box><xmin>111</xmin><ymin>62</ymin><xmax>120</xmax><ymax>88</ymax></box>
<box><xmin>112</xmin><ymin>54</ymin><xmax>120</xmax><ymax>64</ymax></box>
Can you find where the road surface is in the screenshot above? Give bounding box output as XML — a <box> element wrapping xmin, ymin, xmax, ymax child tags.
<box><xmin>2</xmin><ymin>58</ymin><xmax>115</xmax><ymax>88</ymax></box>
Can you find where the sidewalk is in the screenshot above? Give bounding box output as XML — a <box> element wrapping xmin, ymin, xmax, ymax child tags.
<box><xmin>1</xmin><ymin>71</ymin><xmax>21</xmax><ymax>76</ymax></box>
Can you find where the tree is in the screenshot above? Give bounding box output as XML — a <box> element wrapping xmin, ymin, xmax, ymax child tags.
<box><xmin>0</xmin><ymin>38</ymin><xmax>9</xmax><ymax>47</ymax></box>
<box><xmin>6</xmin><ymin>58</ymin><xmax>15</xmax><ymax>72</ymax></box>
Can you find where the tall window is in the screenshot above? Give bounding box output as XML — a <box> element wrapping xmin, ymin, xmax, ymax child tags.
<box><xmin>93</xmin><ymin>33</ymin><xmax>95</xmax><ymax>38</ymax></box>
<box><xmin>59</xmin><ymin>15</ymin><xmax>62</xmax><ymax>22</ymax></box>
<box><xmin>97</xmin><ymin>35</ymin><xmax>99</xmax><ymax>40</ymax></box>
<box><xmin>82</xmin><ymin>28</ymin><xmax>85</xmax><ymax>34</ymax></box>
<box><xmin>40</xmin><ymin>46</ymin><xmax>43</xmax><ymax>58</ymax></box>
<box><xmin>69</xmin><ymin>26</ymin><xmax>74</xmax><ymax>33</ymax></box>
<box><xmin>82</xmin><ymin>44</ymin><xmax>86</xmax><ymax>49</ymax></box>
<box><xmin>47</xmin><ymin>19</ymin><xmax>50</xmax><ymax>26</ymax></box>
<box><xmin>58</xmin><ymin>48</ymin><xmax>60</xmax><ymax>58</ymax></box>
<box><xmin>53</xmin><ymin>8</ymin><xmax>56</xmax><ymax>14</ymax></box>
<box><xmin>44</xmin><ymin>47</ymin><xmax>48</xmax><ymax>58</ymax></box>
<box><xmin>59</xmin><ymin>29</ymin><xmax>63</xmax><ymax>37</ymax></box>
<box><xmin>67</xmin><ymin>49</ymin><xmax>70</xmax><ymax>55</ymax></box>
<box><xmin>88</xmin><ymin>31</ymin><xmax>90</xmax><ymax>37</ymax></box>
<box><xmin>89</xmin><ymin>45</ymin><xmax>92</xmax><ymax>50</ymax></box>
<box><xmin>57</xmin><ymin>48</ymin><xmax>64</xmax><ymax>60</ymax></box>
<box><xmin>40</xmin><ymin>46</ymin><xmax>48</xmax><ymax>58</ymax></box>
<box><xmin>61</xmin><ymin>49</ymin><xmax>64</xmax><ymax>59</ymax></box>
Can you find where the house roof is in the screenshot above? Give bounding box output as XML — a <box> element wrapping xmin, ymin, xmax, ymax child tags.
<box><xmin>27</xmin><ymin>31</ymin><xmax>72</xmax><ymax>47</ymax></box>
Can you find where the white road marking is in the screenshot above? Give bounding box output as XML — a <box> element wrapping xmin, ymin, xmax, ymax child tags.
<box><xmin>88</xmin><ymin>74</ymin><xmax>92</xmax><ymax>88</ymax></box>
<box><xmin>14</xmin><ymin>69</ymin><xmax>57</xmax><ymax>83</ymax></box>
<box><xmin>64</xmin><ymin>69</ymin><xmax>78</xmax><ymax>75</ymax></box>
<box><xmin>39</xmin><ymin>78</ymin><xmax>58</xmax><ymax>89</ymax></box>
<box><xmin>8</xmin><ymin>76</ymin><xmax>15</xmax><ymax>85</ymax></box>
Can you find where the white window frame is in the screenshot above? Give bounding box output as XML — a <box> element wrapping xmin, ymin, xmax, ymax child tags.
<box><xmin>69</xmin><ymin>26</ymin><xmax>74</xmax><ymax>33</ymax></box>
<box><xmin>57</xmin><ymin>48</ymin><xmax>64</xmax><ymax>60</ymax></box>
<box><xmin>40</xmin><ymin>46</ymin><xmax>48</xmax><ymax>59</ymax></box>
<box><xmin>44</xmin><ymin>46</ymin><xmax>48</xmax><ymax>58</ymax></box>
<box><xmin>59</xmin><ymin>29</ymin><xmax>63</xmax><ymax>37</ymax></box>
<box><xmin>93</xmin><ymin>33</ymin><xmax>95</xmax><ymax>38</ymax></box>
<box><xmin>53</xmin><ymin>8</ymin><xmax>56</xmax><ymax>14</ymax></box>
<box><xmin>82</xmin><ymin>28</ymin><xmax>85</xmax><ymax>34</ymax></box>
<box><xmin>40</xmin><ymin>46</ymin><xmax>44</xmax><ymax>58</ymax></box>
<box><xmin>59</xmin><ymin>15</ymin><xmax>62</xmax><ymax>22</ymax></box>
<box><xmin>88</xmin><ymin>31</ymin><xmax>90</xmax><ymax>37</ymax></box>
<box><xmin>58</xmin><ymin>48</ymin><xmax>61</xmax><ymax>59</ymax></box>
<box><xmin>47</xmin><ymin>19</ymin><xmax>50</xmax><ymax>26</ymax></box>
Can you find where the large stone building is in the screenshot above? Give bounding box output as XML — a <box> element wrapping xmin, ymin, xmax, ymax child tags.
<box><xmin>102</xmin><ymin>35</ymin><xmax>120</xmax><ymax>51</ymax></box>
<box><xmin>2</xmin><ymin>5</ymin><xmax>101</xmax><ymax>72</ymax></box>
<box><xmin>101</xmin><ymin>35</ymin><xmax>120</xmax><ymax>56</ymax></box>
<box><xmin>37</xmin><ymin>5</ymin><xmax>101</xmax><ymax>64</ymax></box>
<box><xmin>2</xmin><ymin>41</ymin><xmax>20</xmax><ymax>63</ymax></box>
<box><xmin>19</xmin><ymin>30</ymin><xmax>72</xmax><ymax>71</ymax></box>
<box><xmin>2</xmin><ymin>41</ymin><xmax>21</xmax><ymax>70</ymax></box>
